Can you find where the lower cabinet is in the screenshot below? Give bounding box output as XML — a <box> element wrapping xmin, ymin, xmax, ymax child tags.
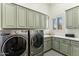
<box><xmin>60</xmin><ymin>39</ymin><xmax>71</xmax><ymax>55</ymax></box>
<box><xmin>47</xmin><ymin>40</ymin><xmax>52</xmax><ymax>50</ymax></box>
<box><xmin>52</xmin><ymin>37</ymin><xmax>71</xmax><ymax>56</ymax></box>
<box><xmin>44</xmin><ymin>37</ymin><xmax>52</xmax><ymax>52</ymax></box>
<box><xmin>44</xmin><ymin>40</ymin><xmax>48</xmax><ymax>52</ymax></box>
<box><xmin>45</xmin><ymin>37</ymin><xmax>79</xmax><ymax>56</ymax></box>
<box><xmin>71</xmin><ymin>41</ymin><xmax>79</xmax><ymax>56</ymax></box>
<box><xmin>53</xmin><ymin>37</ymin><xmax>60</xmax><ymax>51</ymax></box>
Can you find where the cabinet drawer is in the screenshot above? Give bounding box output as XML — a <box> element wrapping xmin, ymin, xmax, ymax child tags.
<box><xmin>54</xmin><ymin>37</ymin><xmax>60</xmax><ymax>41</ymax></box>
<box><xmin>44</xmin><ymin>37</ymin><xmax>51</xmax><ymax>41</ymax></box>
<box><xmin>71</xmin><ymin>41</ymin><xmax>79</xmax><ymax>46</ymax></box>
<box><xmin>60</xmin><ymin>38</ymin><xmax>70</xmax><ymax>44</ymax></box>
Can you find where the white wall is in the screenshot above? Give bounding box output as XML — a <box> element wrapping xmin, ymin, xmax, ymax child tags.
<box><xmin>50</xmin><ymin>3</ymin><xmax>79</xmax><ymax>18</ymax></box>
<box><xmin>16</xmin><ymin>3</ymin><xmax>50</xmax><ymax>15</ymax></box>
<box><xmin>49</xmin><ymin>3</ymin><xmax>79</xmax><ymax>37</ymax></box>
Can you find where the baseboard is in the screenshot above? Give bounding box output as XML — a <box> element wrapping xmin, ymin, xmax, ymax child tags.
<box><xmin>43</xmin><ymin>49</ymin><xmax>52</xmax><ymax>54</ymax></box>
<box><xmin>43</xmin><ymin>48</ymin><xmax>68</xmax><ymax>56</ymax></box>
<box><xmin>52</xmin><ymin>48</ymin><xmax>67</xmax><ymax>56</ymax></box>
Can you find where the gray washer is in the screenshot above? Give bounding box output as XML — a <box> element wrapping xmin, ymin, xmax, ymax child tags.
<box><xmin>0</xmin><ymin>30</ymin><xmax>28</xmax><ymax>56</ymax></box>
<box><xmin>30</xmin><ymin>30</ymin><xmax>44</xmax><ymax>56</ymax></box>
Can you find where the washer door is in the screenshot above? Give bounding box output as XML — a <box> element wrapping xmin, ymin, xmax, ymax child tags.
<box><xmin>2</xmin><ymin>35</ymin><xmax>27</xmax><ymax>56</ymax></box>
<box><xmin>31</xmin><ymin>33</ymin><xmax>43</xmax><ymax>48</ymax></box>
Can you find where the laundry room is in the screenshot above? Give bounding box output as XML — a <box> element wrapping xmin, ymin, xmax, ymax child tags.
<box><xmin>1</xmin><ymin>0</ymin><xmax>79</xmax><ymax>57</ymax></box>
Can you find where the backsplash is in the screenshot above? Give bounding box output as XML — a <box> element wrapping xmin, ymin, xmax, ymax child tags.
<box><xmin>52</xmin><ymin>21</ymin><xmax>79</xmax><ymax>38</ymax></box>
<box><xmin>66</xmin><ymin>29</ymin><xmax>79</xmax><ymax>38</ymax></box>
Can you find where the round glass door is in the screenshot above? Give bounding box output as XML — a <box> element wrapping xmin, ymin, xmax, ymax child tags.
<box><xmin>2</xmin><ymin>35</ymin><xmax>27</xmax><ymax>56</ymax></box>
<box><xmin>31</xmin><ymin>33</ymin><xmax>43</xmax><ymax>48</ymax></box>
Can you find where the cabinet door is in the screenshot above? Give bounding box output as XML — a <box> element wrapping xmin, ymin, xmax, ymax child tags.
<box><xmin>52</xmin><ymin>37</ymin><xmax>53</xmax><ymax>48</ymax></box>
<box><xmin>71</xmin><ymin>45</ymin><xmax>79</xmax><ymax>56</ymax></box>
<box><xmin>60</xmin><ymin>43</ymin><xmax>71</xmax><ymax>55</ymax></box>
<box><xmin>40</xmin><ymin>14</ymin><xmax>46</xmax><ymax>29</ymax></box>
<box><xmin>27</xmin><ymin>9</ymin><xmax>34</xmax><ymax>28</ymax></box>
<box><xmin>47</xmin><ymin>40</ymin><xmax>52</xmax><ymax>50</ymax></box>
<box><xmin>44</xmin><ymin>41</ymin><xmax>48</xmax><ymax>52</ymax></box>
<box><xmin>53</xmin><ymin>38</ymin><xmax>56</xmax><ymax>49</ymax></box>
<box><xmin>66</xmin><ymin>9</ymin><xmax>73</xmax><ymax>29</ymax></box>
<box><xmin>72</xmin><ymin>7</ymin><xmax>79</xmax><ymax>28</ymax></box>
<box><xmin>71</xmin><ymin>41</ymin><xmax>79</xmax><ymax>56</ymax></box>
<box><xmin>53</xmin><ymin>38</ymin><xmax>60</xmax><ymax>51</ymax></box>
<box><xmin>2</xmin><ymin>3</ymin><xmax>17</xmax><ymax>28</ymax></box>
<box><xmin>0</xmin><ymin>4</ymin><xmax>1</xmax><ymax>28</ymax></box>
<box><xmin>60</xmin><ymin>39</ymin><xmax>71</xmax><ymax>55</ymax></box>
<box><xmin>44</xmin><ymin>37</ymin><xmax>51</xmax><ymax>52</ymax></box>
<box><xmin>54</xmin><ymin>41</ymin><xmax>60</xmax><ymax>51</ymax></box>
<box><xmin>17</xmin><ymin>6</ymin><xmax>27</xmax><ymax>28</ymax></box>
<box><xmin>34</xmin><ymin>12</ymin><xmax>40</xmax><ymax>28</ymax></box>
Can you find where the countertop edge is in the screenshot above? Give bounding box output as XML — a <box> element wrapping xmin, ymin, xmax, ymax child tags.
<box><xmin>44</xmin><ymin>35</ymin><xmax>79</xmax><ymax>41</ymax></box>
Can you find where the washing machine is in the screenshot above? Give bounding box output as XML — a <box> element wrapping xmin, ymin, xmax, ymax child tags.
<box><xmin>29</xmin><ymin>30</ymin><xmax>44</xmax><ymax>56</ymax></box>
<box><xmin>0</xmin><ymin>30</ymin><xmax>28</xmax><ymax>56</ymax></box>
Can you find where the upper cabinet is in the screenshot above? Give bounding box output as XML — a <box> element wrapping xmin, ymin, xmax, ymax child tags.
<box><xmin>34</xmin><ymin>12</ymin><xmax>40</xmax><ymax>28</ymax></box>
<box><xmin>0</xmin><ymin>4</ymin><xmax>1</xmax><ymax>28</ymax></box>
<box><xmin>2</xmin><ymin>3</ymin><xmax>17</xmax><ymax>28</ymax></box>
<box><xmin>66</xmin><ymin>6</ymin><xmax>79</xmax><ymax>29</ymax></box>
<box><xmin>1</xmin><ymin>3</ymin><xmax>47</xmax><ymax>29</ymax></box>
<box><xmin>40</xmin><ymin>14</ymin><xmax>46</xmax><ymax>29</ymax></box>
<box><xmin>17</xmin><ymin>6</ymin><xmax>27</xmax><ymax>28</ymax></box>
<box><xmin>72</xmin><ymin>7</ymin><xmax>79</xmax><ymax>28</ymax></box>
<box><xmin>66</xmin><ymin>9</ymin><xmax>73</xmax><ymax>29</ymax></box>
<box><xmin>27</xmin><ymin>9</ymin><xmax>35</xmax><ymax>28</ymax></box>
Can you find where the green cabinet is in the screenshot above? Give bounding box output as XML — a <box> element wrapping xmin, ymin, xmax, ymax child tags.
<box><xmin>47</xmin><ymin>39</ymin><xmax>52</xmax><ymax>50</ymax></box>
<box><xmin>0</xmin><ymin>4</ymin><xmax>1</xmax><ymax>28</ymax></box>
<box><xmin>52</xmin><ymin>37</ymin><xmax>71</xmax><ymax>55</ymax></box>
<box><xmin>27</xmin><ymin>9</ymin><xmax>34</xmax><ymax>28</ymax></box>
<box><xmin>2</xmin><ymin>3</ymin><xmax>17</xmax><ymax>28</ymax></box>
<box><xmin>72</xmin><ymin>7</ymin><xmax>79</xmax><ymax>28</ymax></box>
<box><xmin>34</xmin><ymin>12</ymin><xmax>47</xmax><ymax>29</ymax></box>
<box><xmin>44</xmin><ymin>37</ymin><xmax>52</xmax><ymax>52</ymax></box>
<box><xmin>44</xmin><ymin>40</ymin><xmax>48</xmax><ymax>52</ymax></box>
<box><xmin>40</xmin><ymin>14</ymin><xmax>46</xmax><ymax>29</ymax></box>
<box><xmin>34</xmin><ymin>12</ymin><xmax>40</xmax><ymax>28</ymax></box>
<box><xmin>71</xmin><ymin>41</ymin><xmax>79</xmax><ymax>56</ymax></box>
<box><xmin>60</xmin><ymin>39</ymin><xmax>71</xmax><ymax>55</ymax></box>
<box><xmin>52</xmin><ymin>37</ymin><xmax>79</xmax><ymax>56</ymax></box>
<box><xmin>17</xmin><ymin>6</ymin><xmax>27</xmax><ymax>28</ymax></box>
<box><xmin>1</xmin><ymin>3</ymin><xmax>47</xmax><ymax>29</ymax></box>
<box><xmin>66</xmin><ymin>6</ymin><xmax>79</xmax><ymax>29</ymax></box>
<box><xmin>53</xmin><ymin>37</ymin><xmax>60</xmax><ymax>51</ymax></box>
<box><xmin>66</xmin><ymin>9</ymin><xmax>73</xmax><ymax>29</ymax></box>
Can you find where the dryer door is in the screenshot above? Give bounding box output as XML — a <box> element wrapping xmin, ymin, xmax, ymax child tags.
<box><xmin>2</xmin><ymin>35</ymin><xmax>27</xmax><ymax>56</ymax></box>
<box><xmin>31</xmin><ymin>33</ymin><xmax>43</xmax><ymax>48</ymax></box>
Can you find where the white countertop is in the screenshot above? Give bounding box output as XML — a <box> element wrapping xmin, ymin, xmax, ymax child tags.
<box><xmin>44</xmin><ymin>35</ymin><xmax>79</xmax><ymax>41</ymax></box>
